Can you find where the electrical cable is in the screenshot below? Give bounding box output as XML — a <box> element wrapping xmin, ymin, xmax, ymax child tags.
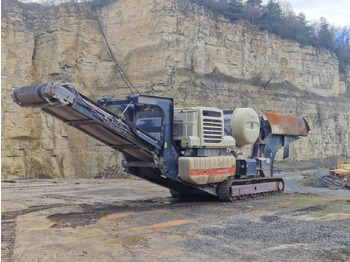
<box><xmin>94</xmin><ymin>10</ymin><xmax>140</xmax><ymax>95</ymax></box>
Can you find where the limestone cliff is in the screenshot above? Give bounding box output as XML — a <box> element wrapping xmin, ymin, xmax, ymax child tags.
<box><xmin>2</xmin><ymin>0</ymin><xmax>350</xmax><ymax>179</ymax></box>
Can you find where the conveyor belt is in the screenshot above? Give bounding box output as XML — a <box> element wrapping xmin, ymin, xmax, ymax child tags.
<box><xmin>13</xmin><ymin>83</ymin><xmax>160</xmax><ymax>161</ymax></box>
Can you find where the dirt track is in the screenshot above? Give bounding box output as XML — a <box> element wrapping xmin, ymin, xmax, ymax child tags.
<box><xmin>2</xmin><ymin>174</ymin><xmax>350</xmax><ymax>262</ymax></box>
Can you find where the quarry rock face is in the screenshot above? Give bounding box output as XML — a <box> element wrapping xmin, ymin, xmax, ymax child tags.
<box><xmin>2</xmin><ymin>0</ymin><xmax>350</xmax><ymax>179</ymax></box>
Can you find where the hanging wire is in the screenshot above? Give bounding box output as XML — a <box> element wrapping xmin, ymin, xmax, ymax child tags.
<box><xmin>94</xmin><ymin>9</ymin><xmax>140</xmax><ymax>95</ymax></box>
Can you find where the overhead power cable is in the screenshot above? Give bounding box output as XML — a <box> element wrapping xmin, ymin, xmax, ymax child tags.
<box><xmin>94</xmin><ymin>10</ymin><xmax>140</xmax><ymax>95</ymax></box>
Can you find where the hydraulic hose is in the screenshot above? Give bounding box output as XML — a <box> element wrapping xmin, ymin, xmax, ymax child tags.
<box><xmin>319</xmin><ymin>174</ymin><xmax>346</xmax><ymax>190</ymax></box>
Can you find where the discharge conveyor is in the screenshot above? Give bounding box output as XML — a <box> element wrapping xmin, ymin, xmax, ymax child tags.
<box><xmin>13</xmin><ymin>82</ymin><xmax>160</xmax><ymax>162</ymax></box>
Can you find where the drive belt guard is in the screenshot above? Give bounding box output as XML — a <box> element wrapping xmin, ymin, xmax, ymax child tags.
<box><xmin>264</xmin><ymin>112</ymin><xmax>310</xmax><ymax>137</ymax></box>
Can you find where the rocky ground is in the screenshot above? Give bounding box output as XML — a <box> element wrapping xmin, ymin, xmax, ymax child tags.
<box><xmin>2</xmin><ymin>172</ymin><xmax>350</xmax><ymax>262</ymax></box>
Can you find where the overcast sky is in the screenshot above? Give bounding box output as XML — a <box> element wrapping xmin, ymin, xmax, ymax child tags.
<box><xmin>263</xmin><ymin>0</ymin><xmax>350</xmax><ymax>27</ymax></box>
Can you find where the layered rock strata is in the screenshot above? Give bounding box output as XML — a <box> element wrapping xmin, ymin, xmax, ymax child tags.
<box><xmin>2</xmin><ymin>0</ymin><xmax>349</xmax><ymax>179</ymax></box>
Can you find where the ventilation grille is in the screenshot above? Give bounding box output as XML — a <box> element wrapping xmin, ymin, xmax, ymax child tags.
<box><xmin>202</xmin><ymin>118</ymin><xmax>222</xmax><ymax>143</ymax></box>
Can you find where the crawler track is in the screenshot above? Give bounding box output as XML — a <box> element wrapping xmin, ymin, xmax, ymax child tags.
<box><xmin>218</xmin><ymin>177</ymin><xmax>285</xmax><ymax>202</ymax></box>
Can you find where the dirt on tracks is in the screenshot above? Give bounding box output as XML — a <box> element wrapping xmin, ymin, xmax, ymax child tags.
<box><xmin>2</xmin><ymin>176</ymin><xmax>350</xmax><ymax>262</ymax></box>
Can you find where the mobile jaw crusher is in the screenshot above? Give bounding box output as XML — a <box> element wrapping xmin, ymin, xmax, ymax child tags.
<box><xmin>13</xmin><ymin>82</ymin><xmax>309</xmax><ymax>201</ymax></box>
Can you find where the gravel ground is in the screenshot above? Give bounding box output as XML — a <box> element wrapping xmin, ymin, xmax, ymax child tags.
<box><xmin>2</xmin><ymin>173</ymin><xmax>350</xmax><ymax>262</ymax></box>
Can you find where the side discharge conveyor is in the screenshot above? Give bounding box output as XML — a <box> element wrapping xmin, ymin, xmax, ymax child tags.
<box><xmin>13</xmin><ymin>82</ymin><xmax>310</xmax><ymax>201</ymax></box>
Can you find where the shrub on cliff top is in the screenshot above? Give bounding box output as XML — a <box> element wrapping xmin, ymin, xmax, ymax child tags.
<box><xmin>190</xmin><ymin>0</ymin><xmax>350</xmax><ymax>73</ymax></box>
